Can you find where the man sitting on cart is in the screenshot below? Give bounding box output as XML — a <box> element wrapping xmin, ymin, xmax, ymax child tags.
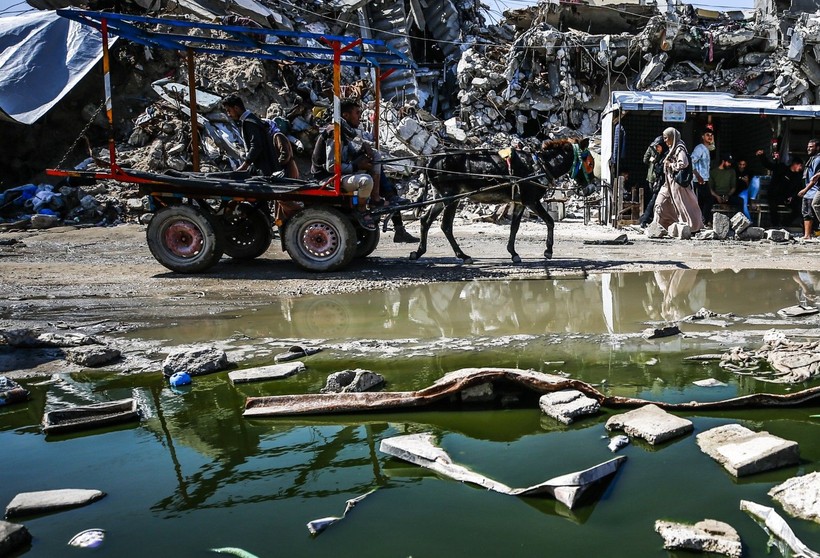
<box><xmin>221</xmin><ymin>94</ymin><xmax>281</xmax><ymax>176</ymax></box>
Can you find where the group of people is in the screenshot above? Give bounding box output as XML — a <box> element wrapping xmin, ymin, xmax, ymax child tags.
<box><xmin>220</xmin><ymin>94</ymin><xmax>418</xmax><ymax>241</ymax></box>
<box><xmin>632</xmin><ymin>125</ymin><xmax>820</xmax><ymax>239</ymax></box>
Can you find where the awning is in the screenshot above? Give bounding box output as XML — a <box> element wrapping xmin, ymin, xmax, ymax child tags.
<box><xmin>0</xmin><ymin>10</ymin><xmax>112</xmax><ymax>124</ymax></box>
<box><xmin>607</xmin><ymin>90</ymin><xmax>820</xmax><ymax>118</ymax></box>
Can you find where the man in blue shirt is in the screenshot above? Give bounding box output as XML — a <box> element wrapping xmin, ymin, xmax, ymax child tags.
<box><xmin>802</xmin><ymin>138</ymin><xmax>820</xmax><ymax>239</ymax></box>
<box><xmin>690</xmin><ymin>128</ymin><xmax>715</xmax><ymax>224</ymax></box>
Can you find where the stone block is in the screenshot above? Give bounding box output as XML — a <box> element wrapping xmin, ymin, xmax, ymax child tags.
<box><xmin>321</xmin><ymin>369</ymin><xmax>384</xmax><ymax>393</ymax></box>
<box><xmin>229</xmin><ymin>362</ymin><xmax>306</xmax><ymax>384</ymax></box>
<box><xmin>605</xmin><ymin>404</ymin><xmax>693</xmax><ymax>445</ymax></box>
<box><xmin>655</xmin><ymin>519</ymin><xmax>741</xmax><ymax>558</ymax></box>
<box><xmin>696</xmin><ymin>423</ymin><xmax>799</xmax><ymax>477</ymax></box>
<box><xmin>769</xmin><ymin>471</ymin><xmax>820</xmax><ymax>523</ymax></box>
<box><xmin>766</xmin><ymin>229</ymin><xmax>790</xmax><ymax>242</ymax></box>
<box><xmin>713</xmin><ymin>212</ymin><xmax>731</xmax><ymax>240</ymax></box>
<box><xmin>6</xmin><ymin>489</ymin><xmax>106</xmax><ymax>518</ymax></box>
<box><xmin>460</xmin><ymin>382</ymin><xmax>494</xmax><ymax>402</ymax></box>
<box><xmin>668</xmin><ymin>222</ymin><xmax>691</xmax><ymax>239</ymax></box>
<box><xmin>162</xmin><ymin>346</ymin><xmax>229</xmax><ymax>377</ymax></box>
<box><xmin>738</xmin><ymin>226</ymin><xmax>765</xmax><ymax>240</ymax></box>
<box><xmin>730</xmin><ymin>212</ymin><xmax>751</xmax><ymax>233</ymax></box>
<box><xmin>0</xmin><ymin>520</ymin><xmax>31</xmax><ymax>556</ymax></box>
<box><xmin>539</xmin><ymin>390</ymin><xmax>600</xmax><ymax>424</ymax></box>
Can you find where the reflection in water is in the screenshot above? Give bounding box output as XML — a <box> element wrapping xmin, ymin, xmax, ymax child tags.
<box><xmin>130</xmin><ymin>269</ymin><xmax>820</xmax><ymax>343</ymax></box>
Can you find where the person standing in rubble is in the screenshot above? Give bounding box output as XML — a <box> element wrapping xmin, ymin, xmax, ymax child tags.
<box><xmin>221</xmin><ymin>94</ymin><xmax>280</xmax><ymax>176</ymax></box>
<box><xmin>690</xmin><ymin>128</ymin><xmax>715</xmax><ymax>225</ymax></box>
<box><xmin>800</xmin><ymin>138</ymin><xmax>820</xmax><ymax>239</ymax></box>
<box><xmin>652</xmin><ymin>127</ymin><xmax>703</xmax><ymax>233</ymax></box>
<box><xmin>638</xmin><ymin>135</ymin><xmax>667</xmax><ymax>227</ymax></box>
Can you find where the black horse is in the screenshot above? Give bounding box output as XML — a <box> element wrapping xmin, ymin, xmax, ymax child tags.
<box><xmin>410</xmin><ymin>138</ymin><xmax>595</xmax><ymax>264</ymax></box>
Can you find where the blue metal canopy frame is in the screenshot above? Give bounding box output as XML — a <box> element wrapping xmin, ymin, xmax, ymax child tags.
<box><xmin>56</xmin><ymin>9</ymin><xmax>415</xmax><ymax>70</ymax></box>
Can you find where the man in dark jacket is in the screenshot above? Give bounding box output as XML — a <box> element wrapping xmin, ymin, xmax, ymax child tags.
<box><xmin>756</xmin><ymin>149</ymin><xmax>803</xmax><ymax>227</ymax></box>
<box><xmin>638</xmin><ymin>135</ymin><xmax>667</xmax><ymax>227</ymax></box>
<box><xmin>221</xmin><ymin>94</ymin><xmax>280</xmax><ymax>176</ymax></box>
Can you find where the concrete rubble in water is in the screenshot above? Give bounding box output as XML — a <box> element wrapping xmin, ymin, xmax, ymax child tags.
<box><xmin>5</xmin><ymin>0</ymin><xmax>820</xmax><ymax>229</ymax></box>
<box><xmin>654</xmin><ymin>519</ymin><xmax>742</xmax><ymax>558</ymax></box>
<box><xmin>696</xmin><ymin>423</ymin><xmax>800</xmax><ymax>477</ymax></box>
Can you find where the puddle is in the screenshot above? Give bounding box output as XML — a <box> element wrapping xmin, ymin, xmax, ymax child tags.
<box><xmin>4</xmin><ymin>269</ymin><xmax>820</xmax><ymax>557</ymax></box>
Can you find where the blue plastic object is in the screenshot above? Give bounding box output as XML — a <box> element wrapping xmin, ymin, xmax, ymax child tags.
<box><xmin>169</xmin><ymin>371</ymin><xmax>192</xmax><ymax>387</ymax></box>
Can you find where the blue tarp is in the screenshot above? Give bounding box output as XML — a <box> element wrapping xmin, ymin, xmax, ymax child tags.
<box><xmin>0</xmin><ymin>10</ymin><xmax>111</xmax><ymax>124</ymax></box>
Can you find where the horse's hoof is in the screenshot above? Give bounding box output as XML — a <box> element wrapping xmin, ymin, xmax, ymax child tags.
<box><xmin>409</xmin><ymin>252</ymin><xmax>419</xmax><ymax>261</ymax></box>
<box><xmin>544</xmin><ymin>250</ymin><xmax>553</xmax><ymax>260</ymax></box>
<box><xmin>462</xmin><ymin>257</ymin><xmax>474</xmax><ymax>265</ymax></box>
<box><xmin>511</xmin><ymin>255</ymin><xmax>521</xmax><ymax>264</ymax></box>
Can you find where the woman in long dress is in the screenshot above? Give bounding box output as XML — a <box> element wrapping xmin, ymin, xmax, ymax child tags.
<box><xmin>652</xmin><ymin>127</ymin><xmax>704</xmax><ymax>233</ymax></box>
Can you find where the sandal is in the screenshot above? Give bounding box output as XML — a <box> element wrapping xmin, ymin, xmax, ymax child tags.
<box><xmin>355</xmin><ymin>212</ymin><xmax>377</xmax><ymax>231</ymax></box>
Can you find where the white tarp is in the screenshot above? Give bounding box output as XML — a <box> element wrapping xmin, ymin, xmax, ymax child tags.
<box><xmin>0</xmin><ymin>10</ymin><xmax>111</xmax><ymax>124</ymax></box>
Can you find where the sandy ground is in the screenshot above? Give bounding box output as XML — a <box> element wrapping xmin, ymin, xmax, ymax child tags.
<box><xmin>1</xmin><ymin>217</ymin><xmax>819</xmax><ymax>377</ymax></box>
<box><xmin>2</xmin><ymin>218</ymin><xmax>819</xmax><ymax>323</ymax></box>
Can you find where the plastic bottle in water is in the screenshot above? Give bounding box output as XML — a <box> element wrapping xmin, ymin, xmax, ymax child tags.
<box><xmin>353</xmin><ymin>189</ymin><xmax>359</xmax><ymax>207</ymax></box>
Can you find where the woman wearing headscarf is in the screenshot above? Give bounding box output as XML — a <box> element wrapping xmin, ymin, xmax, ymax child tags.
<box><xmin>652</xmin><ymin>127</ymin><xmax>704</xmax><ymax>233</ymax></box>
<box><xmin>638</xmin><ymin>135</ymin><xmax>668</xmax><ymax>227</ymax></box>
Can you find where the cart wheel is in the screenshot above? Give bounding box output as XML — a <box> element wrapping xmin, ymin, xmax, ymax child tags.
<box><xmin>146</xmin><ymin>205</ymin><xmax>223</xmax><ymax>273</ymax></box>
<box><xmin>284</xmin><ymin>207</ymin><xmax>356</xmax><ymax>272</ymax></box>
<box><xmin>355</xmin><ymin>226</ymin><xmax>380</xmax><ymax>258</ymax></box>
<box><xmin>222</xmin><ymin>204</ymin><xmax>273</xmax><ymax>260</ymax></box>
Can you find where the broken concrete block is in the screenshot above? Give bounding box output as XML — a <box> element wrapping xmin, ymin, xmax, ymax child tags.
<box><xmin>162</xmin><ymin>346</ymin><xmax>229</xmax><ymax>377</ymax></box>
<box><xmin>65</xmin><ymin>345</ymin><xmax>121</xmax><ymax>367</ymax></box>
<box><xmin>712</xmin><ymin>212</ymin><xmax>731</xmax><ymax>240</ymax></box>
<box><xmin>605</xmin><ymin>404</ymin><xmax>693</xmax><ymax>445</ymax></box>
<box><xmin>321</xmin><ymin>369</ymin><xmax>384</xmax><ymax>393</ymax></box>
<box><xmin>539</xmin><ymin>390</ymin><xmax>600</xmax><ymax>424</ymax></box>
<box><xmin>768</xmin><ymin>471</ymin><xmax>820</xmax><ymax>523</ymax></box>
<box><xmin>396</xmin><ymin>118</ymin><xmax>421</xmax><ymax>141</ymax></box>
<box><xmin>741</xmin><ymin>500</ymin><xmax>820</xmax><ymax>557</ymax></box>
<box><xmin>729</xmin><ymin>212</ymin><xmax>750</xmax><ymax>233</ymax></box>
<box><xmin>0</xmin><ymin>520</ymin><xmax>31</xmax><ymax>556</ymax></box>
<box><xmin>31</xmin><ymin>214</ymin><xmax>60</xmax><ymax>229</ymax></box>
<box><xmin>696</xmin><ymin>424</ymin><xmax>799</xmax><ymax>477</ymax></box>
<box><xmin>655</xmin><ymin>519</ymin><xmax>741</xmax><ymax>558</ymax></box>
<box><xmin>638</xmin><ymin>52</ymin><xmax>668</xmax><ymax>88</ymax></box>
<box><xmin>229</xmin><ymin>362</ymin><xmax>306</xmax><ymax>384</ymax></box>
<box><xmin>5</xmin><ymin>489</ymin><xmax>106</xmax><ymax>518</ymax></box>
<box><xmin>738</xmin><ymin>226</ymin><xmax>764</xmax><ymax>240</ymax></box>
<box><xmin>668</xmin><ymin>222</ymin><xmax>691</xmax><ymax>239</ymax></box>
<box><xmin>766</xmin><ymin>229</ymin><xmax>790</xmax><ymax>242</ymax></box>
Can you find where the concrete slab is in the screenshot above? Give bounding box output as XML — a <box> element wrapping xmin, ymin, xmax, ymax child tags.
<box><xmin>5</xmin><ymin>489</ymin><xmax>106</xmax><ymax>518</ymax></box>
<box><xmin>655</xmin><ymin>519</ymin><xmax>741</xmax><ymax>558</ymax></box>
<box><xmin>741</xmin><ymin>500</ymin><xmax>820</xmax><ymax>558</ymax></box>
<box><xmin>0</xmin><ymin>520</ymin><xmax>31</xmax><ymax>555</ymax></box>
<box><xmin>605</xmin><ymin>404</ymin><xmax>693</xmax><ymax>444</ymax></box>
<box><xmin>768</xmin><ymin>471</ymin><xmax>820</xmax><ymax>523</ymax></box>
<box><xmin>229</xmin><ymin>362</ymin><xmax>305</xmax><ymax>384</ymax></box>
<box><xmin>696</xmin><ymin>424</ymin><xmax>799</xmax><ymax>477</ymax></box>
<box><xmin>539</xmin><ymin>389</ymin><xmax>600</xmax><ymax>424</ymax></box>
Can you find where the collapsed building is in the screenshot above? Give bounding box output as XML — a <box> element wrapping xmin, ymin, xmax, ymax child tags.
<box><xmin>2</xmin><ymin>0</ymin><xmax>820</xmax><ymax>226</ymax></box>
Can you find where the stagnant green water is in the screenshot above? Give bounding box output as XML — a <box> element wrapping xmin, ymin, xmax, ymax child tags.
<box><xmin>4</xmin><ymin>269</ymin><xmax>820</xmax><ymax>557</ymax></box>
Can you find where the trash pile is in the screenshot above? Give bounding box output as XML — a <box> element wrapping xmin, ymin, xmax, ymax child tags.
<box><xmin>3</xmin><ymin>0</ymin><xmax>820</xmax><ymax>228</ymax></box>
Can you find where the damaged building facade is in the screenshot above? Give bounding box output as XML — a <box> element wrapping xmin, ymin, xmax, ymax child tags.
<box><xmin>3</xmin><ymin>0</ymin><xmax>820</xmax><ymax>224</ymax></box>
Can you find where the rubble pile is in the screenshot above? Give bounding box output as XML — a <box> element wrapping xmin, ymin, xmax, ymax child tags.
<box><xmin>4</xmin><ymin>0</ymin><xmax>820</xmax><ymax>230</ymax></box>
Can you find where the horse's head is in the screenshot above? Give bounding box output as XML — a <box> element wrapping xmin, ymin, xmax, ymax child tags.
<box><xmin>537</xmin><ymin>138</ymin><xmax>596</xmax><ymax>197</ymax></box>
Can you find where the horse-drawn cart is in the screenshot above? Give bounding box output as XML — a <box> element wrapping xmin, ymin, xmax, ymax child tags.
<box><xmin>46</xmin><ymin>9</ymin><xmax>413</xmax><ymax>273</ymax></box>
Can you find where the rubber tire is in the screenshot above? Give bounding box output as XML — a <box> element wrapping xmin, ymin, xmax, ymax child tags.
<box><xmin>221</xmin><ymin>204</ymin><xmax>273</xmax><ymax>260</ymax></box>
<box><xmin>284</xmin><ymin>207</ymin><xmax>357</xmax><ymax>272</ymax></box>
<box><xmin>355</xmin><ymin>226</ymin><xmax>380</xmax><ymax>258</ymax></box>
<box><xmin>146</xmin><ymin>205</ymin><xmax>223</xmax><ymax>273</ymax></box>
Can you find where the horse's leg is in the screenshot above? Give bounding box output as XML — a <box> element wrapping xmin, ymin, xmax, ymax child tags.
<box><xmin>507</xmin><ymin>203</ymin><xmax>526</xmax><ymax>264</ymax></box>
<box><xmin>527</xmin><ymin>200</ymin><xmax>556</xmax><ymax>259</ymax></box>
<box><xmin>410</xmin><ymin>201</ymin><xmax>445</xmax><ymax>260</ymax></box>
<box><xmin>439</xmin><ymin>202</ymin><xmax>473</xmax><ymax>263</ymax></box>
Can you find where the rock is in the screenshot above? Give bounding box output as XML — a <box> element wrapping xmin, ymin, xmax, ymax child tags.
<box><xmin>162</xmin><ymin>346</ymin><xmax>229</xmax><ymax>377</ymax></box>
<box><xmin>321</xmin><ymin>369</ymin><xmax>384</xmax><ymax>393</ymax></box>
<box><xmin>538</xmin><ymin>389</ymin><xmax>600</xmax><ymax>424</ymax></box>
<box><xmin>696</xmin><ymin>423</ymin><xmax>799</xmax><ymax>477</ymax></box>
<box><xmin>737</xmin><ymin>226</ymin><xmax>765</xmax><ymax>240</ymax></box>
<box><xmin>1</xmin><ymin>329</ymin><xmax>98</xmax><ymax>348</ymax></box>
<box><xmin>0</xmin><ymin>520</ymin><xmax>31</xmax><ymax>556</ymax></box>
<box><xmin>693</xmin><ymin>378</ymin><xmax>727</xmax><ymax>387</ymax></box>
<box><xmin>605</xmin><ymin>404</ymin><xmax>693</xmax><ymax>445</ymax></box>
<box><xmin>642</xmin><ymin>325</ymin><xmax>681</xmax><ymax>339</ymax></box>
<box><xmin>646</xmin><ymin>221</ymin><xmax>666</xmax><ymax>239</ymax></box>
<box><xmin>5</xmin><ymin>489</ymin><xmax>106</xmax><ymax>518</ymax></box>
<box><xmin>712</xmin><ymin>212</ymin><xmax>731</xmax><ymax>240</ymax></box>
<box><xmin>730</xmin><ymin>212</ymin><xmax>751</xmax><ymax>234</ymax></box>
<box><xmin>228</xmin><ymin>362</ymin><xmax>306</xmax><ymax>384</ymax></box>
<box><xmin>668</xmin><ymin>222</ymin><xmax>691</xmax><ymax>239</ymax></box>
<box><xmin>30</xmin><ymin>214</ymin><xmax>60</xmax><ymax>229</ymax></box>
<box><xmin>766</xmin><ymin>229</ymin><xmax>790</xmax><ymax>242</ymax></box>
<box><xmin>778</xmin><ymin>304</ymin><xmax>819</xmax><ymax>317</ymax></box>
<box><xmin>65</xmin><ymin>345</ymin><xmax>121</xmax><ymax>367</ymax></box>
<box><xmin>769</xmin><ymin>471</ymin><xmax>820</xmax><ymax>523</ymax></box>
<box><xmin>654</xmin><ymin>519</ymin><xmax>741</xmax><ymax>558</ymax></box>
